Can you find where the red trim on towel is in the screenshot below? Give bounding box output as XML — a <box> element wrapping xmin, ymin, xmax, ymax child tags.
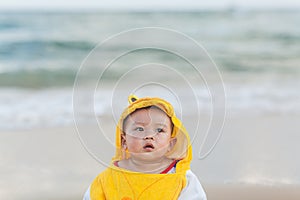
<box><xmin>160</xmin><ymin>160</ymin><xmax>178</xmax><ymax>174</ymax></box>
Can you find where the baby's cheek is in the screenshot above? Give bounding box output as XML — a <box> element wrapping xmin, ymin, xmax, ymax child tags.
<box><xmin>127</xmin><ymin>141</ymin><xmax>141</xmax><ymax>152</ymax></box>
<box><xmin>157</xmin><ymin>134</ymin><xmax>171</xmax><ymax>142</ymax></box>
<box><xmin>156</xmin><ymin>138</ymin><xmax>171</xmax><ymax>147</ymax></box>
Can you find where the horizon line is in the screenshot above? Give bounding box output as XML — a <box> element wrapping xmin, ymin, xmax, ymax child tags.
<box><xmin>1</xmin><ymin>6</ymin><xmax>300</xmax><ymax>13</ymax></box>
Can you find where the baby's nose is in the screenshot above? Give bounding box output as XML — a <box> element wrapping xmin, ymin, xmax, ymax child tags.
<box><xmin>143</xmin><ymin>136</ymin><xmax>154</xmax><ymax>140</ymax></box>
<box><xmin>141</xmin><ymin>129</ymin><xmax>157</xmax><ymax>140</ymax></box>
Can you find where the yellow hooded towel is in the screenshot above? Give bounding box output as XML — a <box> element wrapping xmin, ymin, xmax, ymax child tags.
<box><xmin>90</xmin><ymin>95</ymin><xmax>193</xmax><ymax>200</ymax></box>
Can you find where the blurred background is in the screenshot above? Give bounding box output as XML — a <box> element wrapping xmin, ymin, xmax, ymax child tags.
<box><xmin>1</xmin><ymin>0</ymin><xmax>299</xmax><ymax>129</ymax></box>
<box><xmin>0</xmin><ymin>0</ymin><xmax>300</xmax><ymax>199</ymax></box>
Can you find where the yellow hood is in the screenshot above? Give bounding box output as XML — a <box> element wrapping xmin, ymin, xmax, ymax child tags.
<box><xmin>113</xmin><ymin>94</ymin><xmax>192</xmax><ymax>173</ymax></box>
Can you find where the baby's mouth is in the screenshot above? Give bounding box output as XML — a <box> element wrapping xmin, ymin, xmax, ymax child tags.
<box><xmin>143</xmin><ymin>143</ymin><xmax>154</xmax><ymax>151</ymax></box>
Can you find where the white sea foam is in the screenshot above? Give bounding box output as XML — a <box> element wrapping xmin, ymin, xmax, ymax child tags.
<box><xmin>1</xmin><ymin>80</ymin><xmax>299</xmax><ymax>130</ymax></box>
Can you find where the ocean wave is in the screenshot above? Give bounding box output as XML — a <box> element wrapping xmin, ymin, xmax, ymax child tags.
<box><xmin>0</xmin><ymin>69</ymin><xmax>77</xmax><ymax>88</ymax></box>
<box><xmin>1</xmin><ymin>82</ymin><xmax>300</xmax><ymax>130</ymax></box>
<box><xmin>0</xmin><ymin>67</ymin><xmax>131</xmax><ymax>88</ymax></box>
<box><xmin>0</xmin><ymin>40</ymin><xmax>94</xmax><ymax>57</ymax></box>
<box><xmin>0</xmin><ymin>22</ymin><xmax>20</xmax><ymax>30</ymax></box>
<box><xmin>237</xmin><ymin>31</ymin><xmax>300</xmax><ymax>44</ymax></box>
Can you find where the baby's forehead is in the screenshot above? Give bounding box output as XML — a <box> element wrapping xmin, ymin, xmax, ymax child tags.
<box><xmin>130</xmin><ymin>106</ymin><xmax>167</xmax><ymax>117</ymax></box>
<box><xmin>124</xmin><ymin>106</ymin><xmax>171</xmax><ymax>125</ymax></box>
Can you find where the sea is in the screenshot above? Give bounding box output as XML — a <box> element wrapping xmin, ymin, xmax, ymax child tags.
<box><xmin>1</xmin><ymin>9</ymin><xmax>299</xmax><ymax>130</ymax></box>
<box><xmin>1</xmin><ymin>9</ymin><xmax>300</xmax><ymax>186</ymax></box>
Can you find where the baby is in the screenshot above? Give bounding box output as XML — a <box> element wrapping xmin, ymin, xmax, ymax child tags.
<box><xmin>84</xmin><ymin>95</ymin><xmax>207</xmax><ymax>200</ymax></box>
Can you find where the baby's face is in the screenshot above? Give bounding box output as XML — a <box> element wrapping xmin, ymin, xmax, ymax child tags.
<box><xmin>123</xmin><ymin>107</ymin><xmax>175</xmax><ymax>161</ymax></box>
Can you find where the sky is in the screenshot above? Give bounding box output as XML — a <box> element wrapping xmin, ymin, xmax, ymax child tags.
<box><xmin>1</xmin><ymin>0</ymin><xmax>300</xmax><ymax>10</ymax></box>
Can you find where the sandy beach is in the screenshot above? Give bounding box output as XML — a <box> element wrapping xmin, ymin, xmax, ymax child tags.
<box><xmin>205</xmin><ymin>184</ymin><xmax>300</xmax><ymax>200</ymax></box>
<box><xmin>1</xmin><ymin>113</ymin><xmax>299</xmax><ymax>199</ymax></box>
<box><xmin>0</xmin><ymin>126</ymin><xmax>100</xmax><ymax>199</ymax></box>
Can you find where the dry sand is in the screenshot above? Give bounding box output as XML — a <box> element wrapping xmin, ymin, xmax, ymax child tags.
<box><xmin>205</xmin><ymin>184</ymin><xmax>300</xmax><ymax>200</ymax></box>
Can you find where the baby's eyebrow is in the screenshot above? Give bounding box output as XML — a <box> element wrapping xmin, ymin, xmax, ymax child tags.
<box><xmin>154</xmin><ymin>123</ymin><xmax>168</xmax><ymax>127</ymax></box>
<box><xmin>131</xmin><ymin>122</ymin><xmax>168</xmax><ymax>127</ymax></box>
<box><xmin>132</xmin><ymin>121</ymin><xmax>147</xmax><ymax>126</ymax></box>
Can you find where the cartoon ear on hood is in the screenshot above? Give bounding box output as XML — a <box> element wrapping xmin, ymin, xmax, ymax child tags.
<box><xmin>113</xmin><ymin>95</ymin><xmax>192</xmax><ymax>173</ymax></box>
<box><xmin>128</xmin><ymin>94</ymin><xmax>138</xmax><ymax>103</ymax></box>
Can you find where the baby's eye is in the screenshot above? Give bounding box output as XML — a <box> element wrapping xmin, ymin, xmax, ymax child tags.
<box><xmin>135</xmin><ymin>127</ymin><xmax>144</xmax><ymax>131</ymax></box>
<box><xmin>156</xmin><ymin>128</ymin><xmax>164</xmax><ymax>133</ymax></box>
